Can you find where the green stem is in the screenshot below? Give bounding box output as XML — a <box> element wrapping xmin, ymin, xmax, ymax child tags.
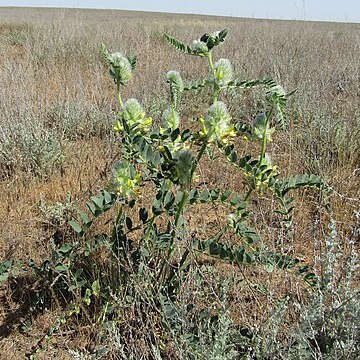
<box><xmin>111</xmin><ymin>204</ymin><xmax>123</xmax><ymax>240</ymax></box>
<box><xmin>259</xmin><ymin>131</ymin><xmax>267</xmax><ymax>165</ymax></box>
<box><xmin>117</xmin><ymin>82</ymin><xmax>123</xmax><ymax>108</ymax></box>
<box><xmin>207</xmin><ymin>52</ymin><xmax>215</xmax><ymax>74</ymax></box>
<box><xmin>207</xmin><ymin>52</ymin><xmax>219</xmax><ymax>103</ymax></box>
<box><xmin>190</xmin><ymin>140</ymin><xmax>208</xmax><ymax>185</ymax></box>
<box><xmin>259</xmin><ymin>107</ymin><xmax>274</xmax><ymax>164</ymax></box>
<box><xmin>143</xmin><ymin>215</ymin><xmax>156</xmax><ymax>247</ymax></box>
<box><xmin>159</xmin><ymin>140</ymin><xmax>208</xmax><ymax>284</ymax></box>
<box><xmin>244</xmin><ymin>188</ymin><xmax>253</xmax><ymax>202</ymax></box>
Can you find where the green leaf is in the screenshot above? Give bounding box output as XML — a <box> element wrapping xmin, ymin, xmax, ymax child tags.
<box><xmin>127</xmin><ymin>55</ymin><xmax>137</xmax><ymax>71</ymax></box>
<box><xmin>69</xmin><ymin>220</ymin><xmax>83</xmax><ymax>234</ymax></box>
<box><xmin>58</xmin><ymin>243</ymin><xmax>74</xmax><ymax>255</ymax></box>
<box><xmin>78</xmin><ymin>210</ymin><xmax>91</xmax><ymax>227</ymax></box>
<box><xmin>91</xmin><ymin>195</ymin><xmax>104</xmax><ymax>209</ymax></box>
<box><xmin>164</xmin><ymin>33</ymin><xmax>194</xmax><ymax>55</ymax></box>
<box><xmin>175</xmin><ymin>191</ymin><xmax>184</xmax><ymax>205</ymax></box>
<box><xmin>181</xmin><ymin>129</ymin><xmax>192</xmax><ymax>142</ymax></box>
<box><xmin>84</xmin><ymin>288</ymin><xmax>92</xmax><ymax>305</ymax></box>
<box><xmin>55</xmin><ymin>264</ymin><xmax>68</xmax><ymax>272</ymax></box>
<box><xmin>91</xmin><ymin>280</ymin><xmax>101</xmax><ymax>297</ymax></box>
<box><xmin>199</xmin><ymin>190</ymin><xmax>210</xmax><ymax>203</ymax></box>
<box><xmin>184</xmin><ymin>79</ymin><xmax>209</xmax><ymax>91</ymax></box>
<box><xmin>139</xmin><ymin>208</ymin><xmax>148</xmax><ymax>223</ymax></box>
<box><xmin>0</xmin><ymin>272</ymin><xmax>9</xmax><ymax>281</ymax></box>
<box><xmin>220</xmin><ymin>190</ymin><xmax>231</xmax><ymax>202</ymax></box>
<box><xmin>125</xmin><ymin>217</ymin><xmax>133</xmax><ymax>231</ymax></box>
<box><xmin>205</xmin><ymin>29</ymin><xmax>228</xmax><ymax>50</ymax></box>
<box><xmin>189</xmin><ymin>189</ymin><xmax>199</xmax><ymax>204</ymax></box>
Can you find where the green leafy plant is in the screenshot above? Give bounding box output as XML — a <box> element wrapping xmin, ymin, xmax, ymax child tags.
<box><xmin>2</xmin><ymin>28</ymin><xmax>331</xmax><ymax>358</ymax></box>
<box><xmin>64</xmin><ymin>28</ymin><xmax>326</xmax><ymax>351</ymax></box>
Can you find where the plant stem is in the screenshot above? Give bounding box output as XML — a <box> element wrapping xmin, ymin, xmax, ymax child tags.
<box><xmin>259</xmin><ymin>107</ymin><xmax>274</xmax><ymax>164</ymax></box>
<box><xmin>207</xmin><ymin>52</ymin><xmax>215</xmax><ymax>74</ymax></box>
<box><xmin>244</xmin><ymin>188</ymin><xmax>253</xmax><ymax>202</ymax></box>
<box><xmin>207</xmin><ymin>52</ymin><xmax>219</xmax><ymax>103</ymax></box>
<box><xmin>190</xmin><ymin>140</ymin><xmax>208</xmax><ymax>185</ymax></box>
<box><xmin>111</xmin><ymin>204</ymin><xmax>123</xmax><ymax>240</ymax></box>
<box><xmin>117</xmin><ymin>83</ymin><xmax>123</xmax><ymax>108</ymax></box>
<box><xmin>159</xmin><ymin>140</ymin><xmax>209</xmax><ymax>285</ymax></box>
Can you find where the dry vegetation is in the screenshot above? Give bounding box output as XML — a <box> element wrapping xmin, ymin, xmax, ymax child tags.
<box><xmin>0</xmin><ymin>7</ymin><xmax>359</xmax><ymax>359</ymax></box>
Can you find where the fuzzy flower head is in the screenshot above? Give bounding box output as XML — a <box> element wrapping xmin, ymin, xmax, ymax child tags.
<box><xmin>191</xmin><ymin>40</ymin><xmax>209</xmax><ymax>56</ymax></box>
<box><xmin>173</xmin><ymin>148</ymin><xmax>194</xmax><ymax>186</ymax></box>
<box><xmin>110</xmin><ymin>161</ymin><xmax>142</xmax><ymax>199</ymax></box>
<box><xmin>114</xmin><ymin>98</ymin><xmax>152</xmax><ymax>134</ymax></box>
<box><xmin>101</xmin><ymin>44</ymin><xmax>132</xmax><ymax>85</ymax></box>
<box><xmin>166</xmin><ymin>70</ymin><xmax>184</xmax><ymax>109</ymax></box>
<box><xmin>166</xmin><ymin>71</ymin><xmax>184</xmax><ymax>93</ymax></box>
<box><xmin>200</xmin><ymin>102</ymin><xmax>236</xmax><ymax>144</ymax></box>
<box><xmin>162</xmin><ymin>108</ymin><xmax>180</xmax><ymax>130</ymax></box>
<box><xmin>212</xmin><ymin>58</ymin><xmax>233</xmax><ymax>87</ymax></box>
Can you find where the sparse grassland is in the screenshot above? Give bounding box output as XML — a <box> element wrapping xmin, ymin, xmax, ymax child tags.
<box><xmin>0</xmin><ymin>7</ymin><xmax>359</xmax><ymax>359</ymax></box>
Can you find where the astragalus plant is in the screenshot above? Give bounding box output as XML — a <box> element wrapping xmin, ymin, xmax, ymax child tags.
<box><xmin>69</xmin><ymin>29</ymin><xmax>325</xmax><ymax>355</ymax></box>
<box><xmin>2</xmin><ymin>29</ymin><xmax>331</xmax><ymax>359</ymax></box>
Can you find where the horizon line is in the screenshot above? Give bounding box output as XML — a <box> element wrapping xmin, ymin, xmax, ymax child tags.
<box><xmin>1</xmin><ymin>5</ymin><xmax>359</xmax><ymax>25</ymax></box>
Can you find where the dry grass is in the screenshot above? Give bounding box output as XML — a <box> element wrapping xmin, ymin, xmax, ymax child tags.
<box><xmin>0</xmin><ymin>6</ymin><xmax>359</xmax><ymax>358</ymax></box>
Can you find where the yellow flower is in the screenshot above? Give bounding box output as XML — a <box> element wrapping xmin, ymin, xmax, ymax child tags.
<box><xmin>201</xmin><ymin>102</ymin><xmax>236</xmax><ymax>144</ymax></box>
<box><xmin>110</xmin><ymin>161</ymin><xmax>142</xmax><ymax>199</ymax></box>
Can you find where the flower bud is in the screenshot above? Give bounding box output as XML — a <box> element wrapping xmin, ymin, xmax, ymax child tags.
<box><xmin>162</xmin><ymin>108</ymin><xmax>180</xmax><ymax>130</ymax></box>
<box><xmin>121</xmin><ymin>99</ymin><xmax>152</xmax><ymax>133</ymax></box>
<box><xmin>213</xmin><ymin>58</ymin><xmax>233</xmax><ymax>87</ymax></box>
<box><xmin>166</xmin><ymin>71</ymin><xmax>184</xmax><ymax>92</ymax></box>
<box><xmin>201</xmin><ymin>102</ymin><xmax>236</xmax><ymax>144</ymax></box>
<box><xmin>191</xmin><ymin>40</ymin><xmax>209</xmax><ymax>56</ymax></box>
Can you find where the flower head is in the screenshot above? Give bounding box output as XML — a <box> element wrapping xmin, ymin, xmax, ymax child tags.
<box><xmin>173</xmin><ymin>148</ymin><xmax>194</xmax><ymax>186</ymax></box>
<box><xmin>110</xmin><ymin>161</ymin><xmax>142</xmax><ymax>199</ymax></box>
<box><xmin>115</xmin><ymin>98</ymin><xmax>152</xmax><ymax>134</ymax></box>
<box><xmin>101</xmin><ymin>44</ymin><xmax>132</xmax><ymax>85</ymax></box>
<box><xmin>162</xmin><ymin>108</ymin><xmax>180</xmax><ymax>130</ymax></box>
<box><xmin>166</xmin><ymin>71</ymin><xmax>184</xmax><ymax>92</ymax></box>
<box><xmin>212</xmin><ymin>58</ymin><xmax>233</xmax><ymax>87</ymax></box>
<box><xmin>191</xmin><ymin>40</ymin><xmax>209</xmax><ymax>56</ymax></box>
<box><xmin>200</xmin><ymin>102</ymin><xmax>236</xmax><ymax>144</ymax></box>
<box><xmin>166</xmin><ymin>70</ymin><xmax>184</xmax><ymax>109</ymax></box>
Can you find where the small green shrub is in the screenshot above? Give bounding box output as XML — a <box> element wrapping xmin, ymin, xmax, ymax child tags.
<box><xmin>295</xmin><ymin>113</ymin><xmax>360</xmax><ymax>175</ymax></box>
<box><xmin>46</xmin><ymin>102</ymin><xmax>112</xmax><ymax>140</ymax></box>
<box><xmin>0</xmin><ymin>116</ymin><xmax>64</xmax><ymax>178</ymax></box>
<box><xmin>238</xmin><ymin>217</ymin><xmax>360</xmax><ymax>360</ymax></box>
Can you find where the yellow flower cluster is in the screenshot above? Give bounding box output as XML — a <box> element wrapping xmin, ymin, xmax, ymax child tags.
<box><xmin>114</xmin><ymin>98</ymin><xmax>152</xmax><ymax>134</ymax></box>
<box><xmin>199</xmin><ymin>102</ymin><xmax>236</xmax><ymax>144</ymax></box>
<box><xmin>110</xmin><ymin>161</ymin><xmax>142</xmax><ymax>199</ymax></box>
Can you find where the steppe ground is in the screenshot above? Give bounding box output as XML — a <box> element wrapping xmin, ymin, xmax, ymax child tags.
<box><xmin>0</xmin><ymin>6</ymin><xmax>359</xmax><ymax>358</ymax></box>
